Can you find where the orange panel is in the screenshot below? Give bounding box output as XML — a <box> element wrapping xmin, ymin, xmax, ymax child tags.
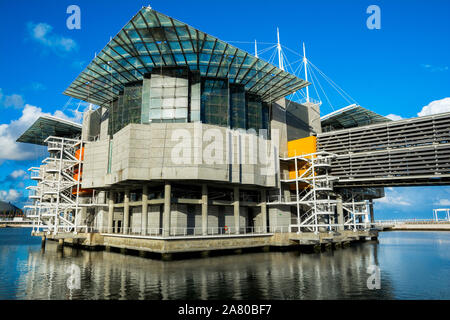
<box><xmin>287</xmin><ymin>136</ymin><xmax>317</xmax><ymax>157</ymax></box>
<box><xmin>287</xmin><ymin>136</ymin><xmax>317</xmax><ymax>181</ymax></box>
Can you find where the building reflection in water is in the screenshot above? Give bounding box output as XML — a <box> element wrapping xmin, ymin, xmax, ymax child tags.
<box><xmin>19</xmin><ymin>241</ymin><xmax>393</xmax><ymax>300</ymax></box>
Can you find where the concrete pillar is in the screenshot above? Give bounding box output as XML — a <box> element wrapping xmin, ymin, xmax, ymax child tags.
<box><xmin>202</xmin><ymin>184</ymin><xmax>208</xmax><ymax>236</ymax></box>
<box><xmin>108</xmin><ymin>191</ymin><xmax>115</xmax><ymax>234</ymax></box>
<box><xmin>369</xmin><ymin>199</ymin><xmax>374</xmax><ymax>224</ymax></box>
<box><xmin>233</xmin><ymin>186</ymin><xmax>240</xmax><ymax>234</ymax></box>
<box><xmin>142</xmin><ymin>185</ymin><xmax>148</xmax><ymax>235</ymax></box>
<box><xmin>41</xmin><ymin>236</ymin><xmax>46</xmax><ymax>250</ymax></box>
<box><xmin>260</xmin><ymin>190</ymin><xmax>267</xmax><ymax>233</ymax></box>
<box><xmin>123</xmin><ymin>189</ymin><xmax>130</xmax><ymax>234</ymax></box>
<box><xmin>57</xmin><ymin>238</ymin><xmax>64</xmax><ymax>251</ymax></box>
<box><xmin>163</xmin><ymin>182</ymin><xmax>171</xmax><ymax>237</ymax></box>
<box><xmin>337</xmin><ymin>194</ymin><xmax>344</xmax><ymax>231</ymax></box>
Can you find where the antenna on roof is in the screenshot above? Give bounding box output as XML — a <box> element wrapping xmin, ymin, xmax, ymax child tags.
<box><xmin>277</xmin><ymin>28</ymin><xmax>284</xmax><ymax>71</ymax></box>
<box><xmin>303</xmin><ymin>42</ymin><xmax>309</xmax><ymax>103</ymax></box>
<box><xmin>254</xmin><ymin>40</ymin><xmax>258</xmax><ymax>58</ymax></box>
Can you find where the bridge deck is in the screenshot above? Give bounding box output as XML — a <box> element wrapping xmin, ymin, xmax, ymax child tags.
<box><xmin>317</xmin><ymin>112</ymin><xmax>450</xmax><ymax>187</ymax></box>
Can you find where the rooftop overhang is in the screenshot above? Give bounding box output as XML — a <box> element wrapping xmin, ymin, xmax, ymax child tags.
<box><xmin>16</xmin><ymin>115</ymin><xmax>82</xmax><ymax>146</ymax></box>
<box><xmin>63</xmin><ymin>6</ymin><xmax>309</xmax><ymax>107</ymax></box>
<box><xmin>320</xmin><ymin>104</ymin><xmax>391</xmax><ymax>132</ymax></box>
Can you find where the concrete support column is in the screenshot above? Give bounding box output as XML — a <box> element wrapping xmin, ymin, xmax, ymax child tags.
<box><xmin>260</xmin><ymin>190</ymin><xmax>267</xmax><ymax>233</ymax></box>
<box><xmin>369</xmin><ymin>199</ymin><xmax>374</xmax><ymax>224</ymax></box>
<box><xmin>234</xmin><ymin>186</ymin><xmax>240</xmax><ymax>234</ymax></box>
<box><xmin>163</xmin><ymin>182</ymin><xmax>171</xmax><ymax>237</ymax></box>
<box><xmin>123</xmin><ymin>189</ymin><xmax>130</xmax><ymax>234</ymax></box>
<box><xmin>337</xmin><ymin>194</ymin><xmax>344</xmax><ymax>231</ymax></box>
<box><xmin>108</xmin><ymin>191</ymin><xmax>115</xmax><ymax>233</ymax></box>
<box><xmin>201</xmin><ymin>184</ymin><xmax>208</xmax><ymax>236</ymax></box>
<box><xmin>142</xmin><ymin>185</ymin><xmax>148</xmax><ymax>235</ymax></box>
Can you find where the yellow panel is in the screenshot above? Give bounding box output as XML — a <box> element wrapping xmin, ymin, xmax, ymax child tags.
<box><xmin>287</xmin><ymin>136</ymin><xmax>317</xmax><ymax>157</ymax></box>
<box><xmin>287</xmin><ymin>136</ymin><xmax>317</xmax><ymax>181</ymax></box>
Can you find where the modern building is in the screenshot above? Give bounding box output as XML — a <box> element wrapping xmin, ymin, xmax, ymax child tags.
<box><xmin>19</xmin><ymin>6</ymin><xmax>410</xmax><ymax>254</ymax></box>
<box><xmin>0</xmin><ymin>200</ymin><xmax>23</xmax><ymax>219</ymax></box>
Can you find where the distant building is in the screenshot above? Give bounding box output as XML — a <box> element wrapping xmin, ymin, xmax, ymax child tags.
<box><xmin>0</xmin><ymin>200</ymin><xmax>23</xmax><ymax>219</ymax></box>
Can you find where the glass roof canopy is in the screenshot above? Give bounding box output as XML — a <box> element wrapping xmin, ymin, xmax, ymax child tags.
<box><xmin>16</xmin><ymin>116</ymin><xmax>82</xmax><ymax>146</ymax></box>
<box><xmin>321</xmin><ymin>104</ymin><xmax>391</xmax><ymax>132</ymax></box>
<box><xmin>63</xmin><ymin>6</ymin><xmax>309</xmax><ymax>107</ymax></box>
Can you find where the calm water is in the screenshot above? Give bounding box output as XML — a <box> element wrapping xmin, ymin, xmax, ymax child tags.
<box><xmin>0</xmin><ymin>228</ymin><xmax>449</xmax><ymax>300</ymax></box>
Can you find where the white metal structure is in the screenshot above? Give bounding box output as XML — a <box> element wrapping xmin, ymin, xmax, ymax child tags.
<box><xmin>433</xmin><ymin>208</ymin><xmax>450</xmax><ymax>221</ymax></box>
<box><xmin>26</xmin><ymin>136</ymin><xmax>90</xmax><ymax>235</ymax></box>
<box><xmin>280</xmin><ymin>151</ymin><xmax>339</xmax><ymax>234</ymax></box>
<box><xmin>341</xmin><ymin>190</ymin><xmax>370</xmax><ymax>231</ymax></box>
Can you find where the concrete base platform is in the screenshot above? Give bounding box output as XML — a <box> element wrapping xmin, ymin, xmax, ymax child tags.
<box><xmin>33</xmin><ymin>229</ymin><xmax>378</xmax><ymax>259</ymax></box>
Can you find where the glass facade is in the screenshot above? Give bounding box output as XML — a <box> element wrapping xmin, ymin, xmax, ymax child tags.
<box><xmin>230</xmin><ymin>84</ymin><xmax>246</xmax><ymax>130</ymax></box>
<box><xmin>108</xmin><ymin>67</ymin><xmax>270</xmax><ymax>136</ymax></box>
<box><xmin>109</xmin><ymin>83</ymin><xmax>142</xmax><ymax>135</ymax></box>
<box><xmin>247</xmin><ymin>94</ymin><xmax>263</xmax><ymax>132</ymax></box>
<box><xmin>147</xmin><ymin>68</ymin><xmax>189</xmax><ymax>123</ymax></box>
<box><xmin>201</xmin><ymin>79</ymin><xmax>229</xmax><ymax>127</ymax></box>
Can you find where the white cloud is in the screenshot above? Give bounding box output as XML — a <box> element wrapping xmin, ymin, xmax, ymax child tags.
<box><xmin>421</xmin><ymin>64</ymin><xmax>449</xmax><ymax>72</ymax></box>
<box><xmin>0</xmin><ymin>99</ymin><xmax>84</xmax><ymax>160</ymax></box>
<box><xmin>385</xmin><ymin>114</ymin><xmax>403</xmax><ymax>121</ymax></box>
<box><xmin>417</xmin><ymin>97</ymin><xmax>450</xmax><ymax>117</ymax></box>
<box><xmin>376</xmin><ymin>195</ymin><xmax>412</xmax><ymax>206</ymax></box>
<box><xmin>434</xmin><ymin>199</ymin><xmax>450</xmax><ymax>206</ymax></box>
<box><xmin>0</xmin><ymin>189</ymin><xmax>21</xmax><ymax>202</ymax></box>
<box><xmin>4</xmin><ymin>94</ymin><xmax>25</xmax><ymax>109</ymax></box>
<box><xmin>27</xmin><ymin>22</ymin><xmax>77</xmax><ymax>54</ymax></box>
<box><xmin>10</xmin><ymin>169</ymin><xmax>26</xmax><ymax>179</ymax></box>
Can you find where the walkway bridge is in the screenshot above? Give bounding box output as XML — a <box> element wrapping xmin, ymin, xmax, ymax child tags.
<box><xmin>317</xmin><ymin>112</ymin><xmax>450</xmax><ymax>187</ymax></box>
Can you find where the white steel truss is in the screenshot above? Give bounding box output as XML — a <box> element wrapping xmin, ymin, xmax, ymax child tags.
<box><xmin>341</xmin><ymin>190</ymin><xmax>370</xmax><ymax>231</ymax></box>
<box><xmin>25</xmin><ymin>136</ymin><xmax>89</xmax><ymax>235</ymax></box>
<box><xmin>281</xmin><ymin>151</ymin><xmax>339</xmax><ymax>234</ymax></box>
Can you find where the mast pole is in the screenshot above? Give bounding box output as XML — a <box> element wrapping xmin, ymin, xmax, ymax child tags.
<box><xmin>277</xmin><ymin>28</ymin><xmax>284</xmax><ymax>70</ymax></box>
<box><xmin>255</xmin><ymin>39</ymin><xmax>258</xmax><ymax>58</ymax></box>
<box><xmin>303</xmin><ymin>42</ymin><xmax>310</xmax><ymax>103</ymax></box>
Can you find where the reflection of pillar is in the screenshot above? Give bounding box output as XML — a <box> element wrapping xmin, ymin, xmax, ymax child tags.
<box><xmin>123</xmin><ymin>189</ymin><xmax>130</xmax><ymax>234</ymax></box>
<box><xmin>337</xmin><ymin>194</ymin><xmax>344</xmax><ymax>231</ymax></box>
<box><xmin>369</xmin><ymin>199</ymin><xmax>374</xmax><ymax>223</ymax></box>
<box><xmin>163</xmin><ymin>182</ymin><xmax>171</xmax><ymax>237</ymax></box>
<box><xmin>108</xmin><ymin>191</ymin><xmax>114</xmax><ymax>233</ymax></box>
<box><xmin>234</xmin><ymin>186</ymin><xmax>240</xmax><ymax>234</ymax></box>
<box><xmin>202</xmin><ymin>184</ymin><xmax>208</xmax><ymax>235</ymax></box>
<box><xmin>142</xmin><ymin>185</ymin><xmax>148</xmax><ymax>235</ymax></box>
<box><xmin>261</xmin><ymin>190</ymin><xmax>267</xmax><ymax>233</ymax></box>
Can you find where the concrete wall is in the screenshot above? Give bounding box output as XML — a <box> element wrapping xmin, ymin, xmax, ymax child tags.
<box><xmin>82</xmin><ymin>108</ymin><xmax>102</xmax><ymax>142</ymax></box>
<box><xmin>285</xmin><ymin>100</ymin><xmax>321</xmax><ymax>141</ymax></box>
<box><xmin>82</xmin><ymin>123</ymin><xmax>278</xmax><ymax>189</ymax></box>
<box><xmin>268</xmin><ymin>205</ymin><xmax>291</xmax><ymax>231</ymax></box>
<box><xmin>148</xmin><ymin>205</ymin><xmax>161</xmax><ymax>234</ymax></box>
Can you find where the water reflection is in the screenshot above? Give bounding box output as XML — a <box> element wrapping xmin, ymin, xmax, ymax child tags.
<box><xmin>5</xmin><ymin>229</ymin><xmax>450</xmax><ymax>299</ymax></box>
<box><xmin>14</xmin><ymin>238</ymin><xmax>394</xmax><ymax>300</ymax></box>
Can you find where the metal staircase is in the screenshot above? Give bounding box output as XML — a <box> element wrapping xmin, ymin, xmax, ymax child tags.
<box><xmin>25</xmin><ymin>136</ymin><xmax>88</xmax><ymax>234</ymax></box>
<box><xmin>280</xmin><ymin>151</ymin><xmax>339</xmax><ymax>234</ymax></box>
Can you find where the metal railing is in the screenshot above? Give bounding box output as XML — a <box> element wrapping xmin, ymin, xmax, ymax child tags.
<box><xmin>93</xmin><ymin>226</ymin><xmax>279</xmax><ymax>237</ymax></box>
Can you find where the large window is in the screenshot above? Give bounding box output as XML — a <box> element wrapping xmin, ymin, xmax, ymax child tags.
<box><xmin>247</xmin><ymin>94</ymin><xmax>263</xmax><ymax>132</ymax></box>
<box><xmin>106</xmin><ymin>66</ymin><xmax>270</xmax><ymax>136</ymax></box>
<box><xmin>147</xmin><ymin>68</ymin><xmax>189</xmax><ymax>123</ymax></box>
<box><xmin>201</xmin><ymin>78</ymin><xmax>229</xmax><ymax>127</ymax></box>
<box><xmin>108</xmin><ymin>83</ymin><xmax>142</xmax><ymax>135</ymax></box>
<box><xmin>230</xmin><ymin>84</ymin><xmax>246</xmax><ymax>129</ymax></box>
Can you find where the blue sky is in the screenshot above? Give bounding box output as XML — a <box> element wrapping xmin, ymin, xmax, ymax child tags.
<box><xmin>0</xmin><ymin>0</ymin><xmax>449</xmax><ymax>219</ymax></box>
